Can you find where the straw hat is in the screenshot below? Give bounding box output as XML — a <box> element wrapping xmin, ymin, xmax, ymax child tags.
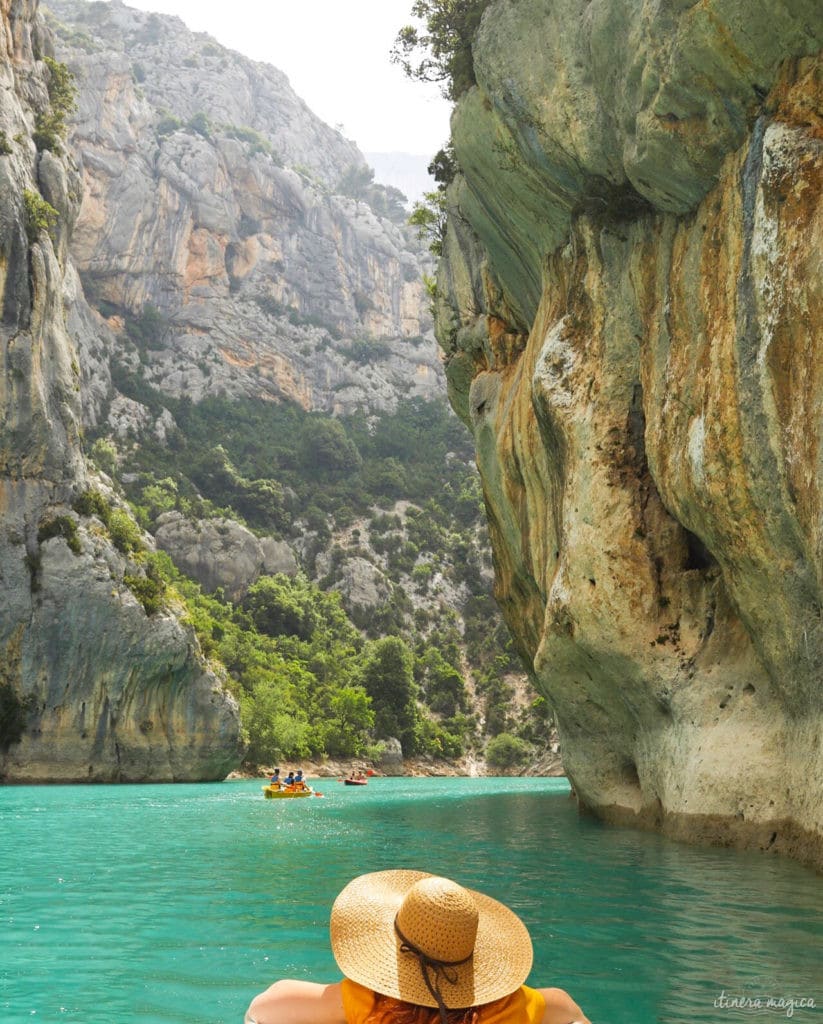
<box><xmin>330</xmin><ymin>869</ymin><xmax>533</xmax><ymax>1010</ymax></box>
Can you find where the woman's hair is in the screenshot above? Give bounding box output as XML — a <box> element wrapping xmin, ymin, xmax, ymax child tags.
<box><xmin>363</xmin><ymin>993</ymin><xmax>480</xmax><ymax>1024</ymax></box>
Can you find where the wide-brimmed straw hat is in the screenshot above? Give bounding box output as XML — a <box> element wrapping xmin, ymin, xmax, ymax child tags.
<box><xmin>329</xmin><ymin>869</ymin><xmax>533</xmax><ymax>1012</ymax></box>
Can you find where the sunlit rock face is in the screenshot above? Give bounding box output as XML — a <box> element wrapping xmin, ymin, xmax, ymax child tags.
<box><xmin>47</xmin><ymin>0</ymin><xmax>442</xmax><ymax>415</ymax></box>
<box><xmin>436</xmin><ymin>0</ymin><xmax>822</xmax><ymax>866</ymax></box>
<box><xmin>0</xmin><ymin>2</ymin><xmax>241</xmax><ymax>782</ymax></box>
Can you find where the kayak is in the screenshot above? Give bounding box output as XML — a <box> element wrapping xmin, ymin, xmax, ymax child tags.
<box><xmin>262</xmin><ymin>784</ymin><xmax>315</xmax><ymax>799</ymax></box>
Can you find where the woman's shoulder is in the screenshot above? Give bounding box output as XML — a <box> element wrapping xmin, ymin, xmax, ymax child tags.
<box><xmin>245</xmin><ymin>979</ymin><xmax>346</xmax><ymax>1024</ymax></box>
<box><xmin>531</xmin><ymin>986</ymin><xmax>591</xmax><ymax>1024</ymax></box>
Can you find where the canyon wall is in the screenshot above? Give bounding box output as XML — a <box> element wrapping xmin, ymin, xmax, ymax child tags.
<box><xmin>436</xmin><ymin>0</ymin><xmax>822</xmax><ymax>865</ymax></box>
<box><xmin>48</xmin><ymin>0</ymin><xmax>442</xmax><ymax>416</ymax></box>
<box><xmin>0</xmin><ymin>0</ymin><xmax>241</xmax><ymax>781</ymax></box>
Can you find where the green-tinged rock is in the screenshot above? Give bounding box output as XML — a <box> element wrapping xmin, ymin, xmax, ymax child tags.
<box><xmin>0</xmin><ymin>0</ymin><xmax>242</xmax><ymax>782</ymax></box>
<box><xmin>436</xmin><ymin>0</ymin><xmax>823</xmax><ymax>867</ymax></box>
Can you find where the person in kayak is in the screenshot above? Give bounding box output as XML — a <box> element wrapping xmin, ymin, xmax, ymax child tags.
<box><xmin>244</xmin><ymin>869</ymin><xmax>590</xmax><ymax>1024</ymax></box>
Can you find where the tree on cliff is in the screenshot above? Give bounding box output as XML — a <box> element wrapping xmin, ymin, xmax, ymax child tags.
<box><xmin>392</xmin><ymin>0</ymin><xmax>492</xmax><ymax>100</ymax></box>
<box><xmin>360</xmin><ymin>636</ymin><xmax>420</xmax><ymax>754</ymax></box>
<box><xmin>326</xmin><ymin>686</ymin><xmax>375</xmax><ymax>758</ymax></box>
<box><xmin>32</xmin><ymin>57</ymin><xmax>76</xmax><ymax>153</ymax></box>
<box><xmin>301</xmin><ymin>418</ymin><xmax>363</xmax><ymax>474</ymax></box>
<box><xmin>408</xmin><ymin>144</ymin><xmax>456</xmax><ymax>256</ymax></box>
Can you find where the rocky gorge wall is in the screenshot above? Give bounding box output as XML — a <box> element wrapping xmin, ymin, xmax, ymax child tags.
<box><xmin>47</xmin><ymin>0</ymin><xmax>442</xmax><ymax>418</ymax></box>
<box><xmin>0</xmin><ymin>0</ymin><xmax>241</xmax><ymax>781</ymax></box>
<box><xmin>436</xmin><ymin>0</ymin><xmax>822</xmax><ymax>866</ymax></box>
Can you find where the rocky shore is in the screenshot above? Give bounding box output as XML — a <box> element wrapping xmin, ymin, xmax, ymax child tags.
<box><xmin>230</xmin><ymin>752</ymin><xmax>566</xmax><ymax>781</ymax></box>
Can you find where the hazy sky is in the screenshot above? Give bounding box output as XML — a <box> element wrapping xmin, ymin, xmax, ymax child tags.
<box><xmin>118</xmin><ymin>0</ymin><xmax>453</xmax><ymax>156</ymax></box>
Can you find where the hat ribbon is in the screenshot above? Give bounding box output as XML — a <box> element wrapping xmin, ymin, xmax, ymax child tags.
<box><xmin>394</xmin><ymin>917</ymin><xmax>474</xmax><ymax>1024</ymax></box>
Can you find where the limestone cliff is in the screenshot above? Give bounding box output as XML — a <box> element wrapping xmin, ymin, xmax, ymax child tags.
<box><xmin>0</xmin><ymin>0</ymin><xmax>241</xmax><ymax>781</ymax></box>
<box><xmin>46</xmin><ymin>0</ymin><xmax>442</xmax><ymax>416</ymax></box>
<box><xmin>436</xmin><ymin>0</ymin><xmax>822</xmax><ymax>866</ymax></box>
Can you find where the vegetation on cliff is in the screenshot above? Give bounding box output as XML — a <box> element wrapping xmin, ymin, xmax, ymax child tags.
<box><xmin>85</xmin><ymin>375</ymin><xmax>551</xmax><ymax>769</ymax></box>
<box><xmin>25</xmin><ymin>0</ymin><xmax>553</xmax><ymax>779</ymax></box>
<box><xmin>392</xmin><ymin>0</ymin><xmax>493</xmax><ymax>100</ymax></box>
<box><xmin>32</xmin><ymin>57</ymin><xmax>77</xmax><ymax>153</ymax></box>
<box><xmin>22</xmin><ymin>190</ymin><xmax>60</xmax><ymax>242</ymax></box>
<box><xmin>409</xmin><ymin>145</ymin><xmax>458</xmax><ymax>257</ymax></box>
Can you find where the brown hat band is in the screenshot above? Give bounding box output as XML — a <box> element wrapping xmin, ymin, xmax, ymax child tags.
<box><xmin>394</xmin><ymin>916</ymin><xmax>474</xmax><ymax>1024</ymax></box>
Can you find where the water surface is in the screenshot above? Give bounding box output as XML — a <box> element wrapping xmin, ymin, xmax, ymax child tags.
<box><xmin>1</xmin><ymin>777</ymin><xmax>821</xmax><ymax>1023</ymax></box>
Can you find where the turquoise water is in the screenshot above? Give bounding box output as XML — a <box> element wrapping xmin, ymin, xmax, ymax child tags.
<box><xmin>1</xmin><ymin>777</ymin><xmax>821</xmax><ymax>1023</ymax></box>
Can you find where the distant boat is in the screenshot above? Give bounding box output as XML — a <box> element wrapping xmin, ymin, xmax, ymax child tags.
<box><xmin>343</xmin><ymin>777</ymin><xmax>368</xmax><ymax>786</ymax></box>
<box><xmin>262</xmin><ymin>784</ymin><xmax>317</xmax><ymax>799</ymax></box>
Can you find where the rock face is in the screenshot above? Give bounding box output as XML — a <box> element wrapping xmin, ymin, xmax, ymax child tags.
<box><xmin>47</xmin><ymin>0</ymin><xmax>443</xmax><ymax>414</ymax></box>
<box><xmin>437</xmin><ymin>0</ymin><xmax>822</xmax><ymax>866</ymax></box>
<box><xmin>154</xmin><ymin>511</ymin><xmax>298</xmax><ymax>601</ymax></box>
<box><xmin>0</xmin><ymin>0</ymin><xmax>241</xmax><ymax>781</ymax></box>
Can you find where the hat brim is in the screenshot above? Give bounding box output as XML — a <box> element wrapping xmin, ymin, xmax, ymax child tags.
<box><xmin>330</xmin><ymin>870</ymin><xmax>533</xmax><ymax>1009</ymax></box>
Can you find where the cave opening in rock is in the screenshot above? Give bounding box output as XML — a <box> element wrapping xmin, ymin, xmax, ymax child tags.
<box><xmin>683</xmin><ymin>529</ymin><xmax>716</xmax><ymax>571</ymax></box>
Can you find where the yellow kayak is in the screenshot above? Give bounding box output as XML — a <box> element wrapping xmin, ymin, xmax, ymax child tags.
<box><xmin>262</xmin><ymin>784</ymin><xmax>315</xmax><ymax>799</ymax></box>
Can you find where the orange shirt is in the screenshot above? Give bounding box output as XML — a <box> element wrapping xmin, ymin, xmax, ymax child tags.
<box><xmin>341</xmin><ymin>979</ymin><xmax>546</xmax><ymax>1024</ymax></box>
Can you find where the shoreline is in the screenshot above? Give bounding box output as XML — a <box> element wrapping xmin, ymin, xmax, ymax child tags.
<box><xmin>228</xmin><ymin>752</ymin><xmax>566</xmax><ymax>781</ymax></box>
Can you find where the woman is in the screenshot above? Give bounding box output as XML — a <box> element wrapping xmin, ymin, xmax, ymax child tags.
<box><xmin>244</xmin><ymin>869</ymin><xmax>590</xmax><ymax>1024</ymax></box>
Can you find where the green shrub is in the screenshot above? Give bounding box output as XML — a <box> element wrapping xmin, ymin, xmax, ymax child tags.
<box><xmin>89</xmin><ymin>438</ymin><xmax>118</xmax><ymax>476</ymax></box>
<box><xmin>32</xmin><ymin>57</ymin><xmax>77</xmax><ymax>153</ymax></box>
<box><xmin>486</xmin><ymin>732</ymin><xmax>530</xmax><ymax>769</ymax></box>
<box><xmin>224</xmin><ymin>124</ymin><xmax>273</xmax><ymax>156</ymax></box>
<box><xmin>51</xmin><ymin>20</ymin><xmax>99</xmax><ymax>53</ymax></box>
<box><xmin>244</xmin><ymin>574</ymin><xmax>318</xmax><ymax>641</ymax></box>
<box><xmin>156</xmin><ymin>114</ymin><xmax>182</xmax><ymax>137</ymax></box>
<box><xmin>123</xmin><ymin>571</ymin><xmax>165</xmax><ymax>616</ymax></box>
<box><xmin>73</xmin><ymin>489</ymin><xmax>112</xmax><ymax>525</ymax></box>
<box><xmin>107</xmin><ymin>509</ymin><xmax>144</xmax><ymax>555</ymax></box>
<box><xmin>186</xmin><ymin>111</ymin><xmax>211</xmax><ymax>139</ymax></box>
<box><xmin>125</xmin><ymin>303</ymin><xmax>168</xmax><ymax>350</ymax></box>
<box><xmin>23</xmin><ymin>190</ymin><xmax>59</xmax><ymax>242</ymax></box>
<box><xmin>37</xmin><ymin>515</ymin><xmax>81</xmax><ymax>554</ymax></box>
<box><xmin>370</xmin><ymin>512</ymin><xmax>402</xmax><ymax>535</ymax></box>
<box><xmin>138</xmin><ymin>477</ymin><xmax>179</xmax><ymax>520</ymax></box>
<box><xmin>341</xmin><ymin>338</ymin><xmax>392</xmax><ymax>365</ymax></box>
<box><xmin>417</xmin><ymin>716</ymin><xmax>464</xmax><ymax>758</ymax></box>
